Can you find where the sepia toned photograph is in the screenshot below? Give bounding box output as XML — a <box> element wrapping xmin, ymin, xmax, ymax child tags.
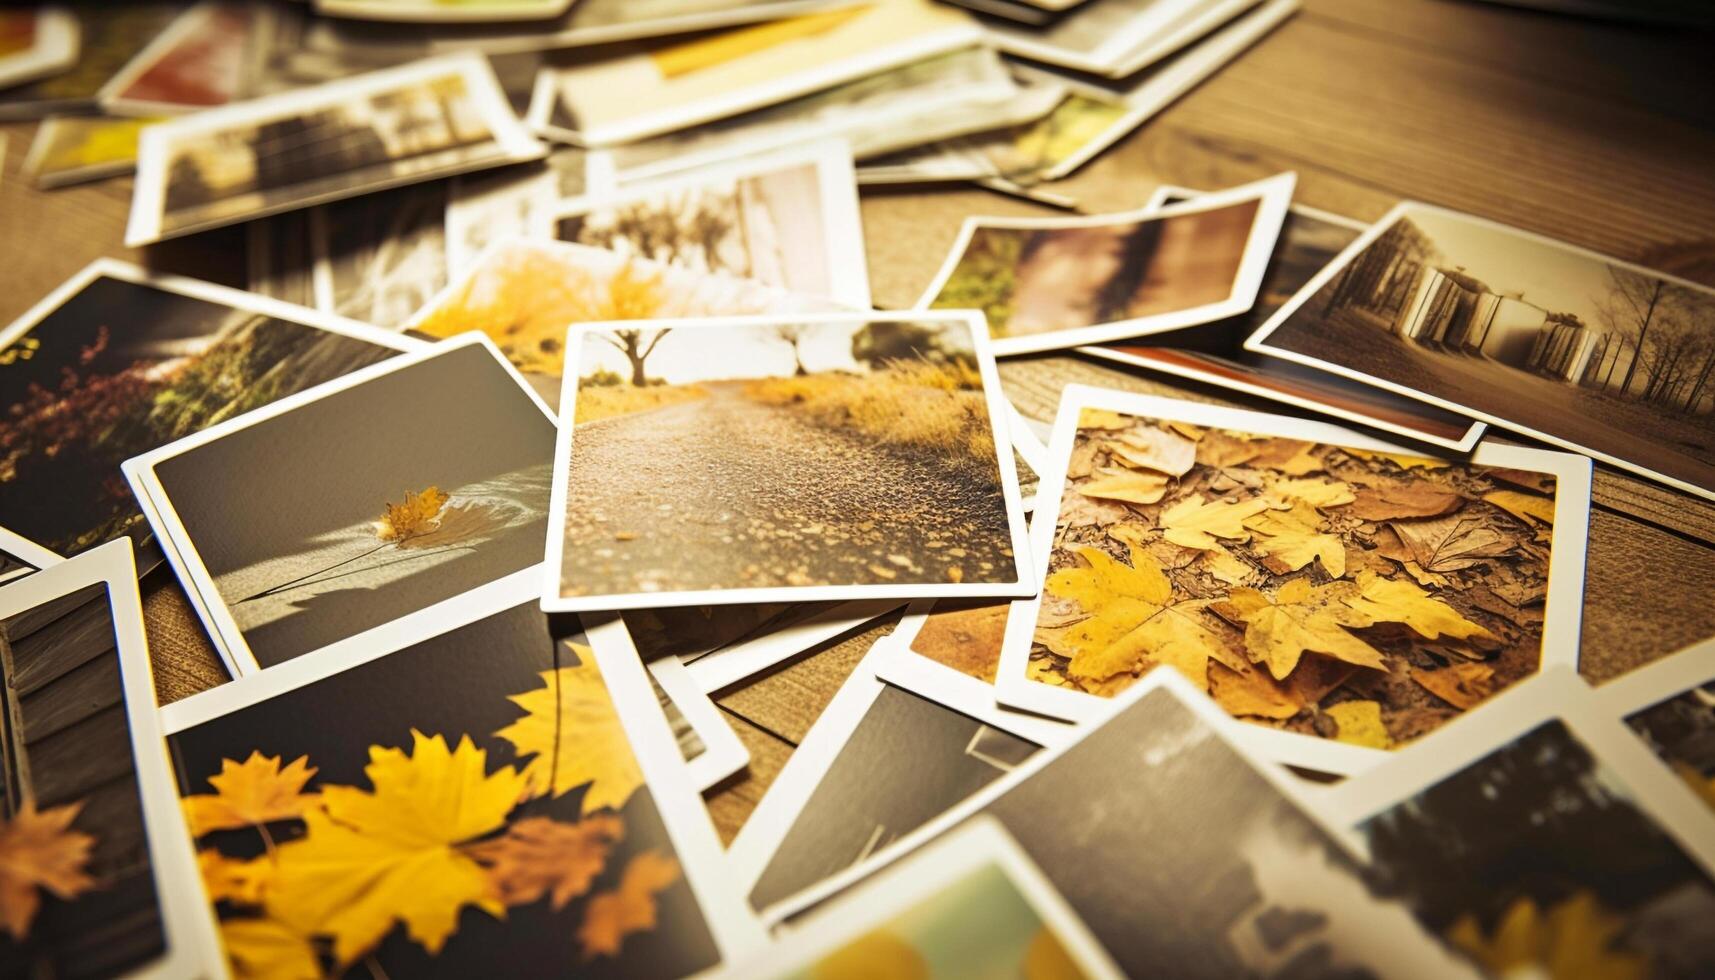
<box><xmin>313</xmin><ymin>181</ymin><xmax>450</xmax><ymax>329</ymax></box>
<box><xmin>0</xmin><ymin>6</ymin><xmax>78</xmax><ymax>91</ymax></box>
<box><xmin>162</xmin><ymin>596</ymin><xmax>753</xmax><ymax>979</ymax></box>
<box><xmin>995</xmin><ymin>389</ymin><xmax>1591</xmax><ymax>774</ymax></box>
<box><xmin>96</xmin><ymin>1</ymin><xmax>262</xmax><ymax>116</ymax></box>
<box><xmin>20</xmin><ymin>114</ymin><xmax>155</xmax><ymax>189</ymax></box>
<box><xmin>546</xmin><ymin>313</ymin><xmax>1032</xmax><ymax>611</ymax></box>
<box><xmin>550</xmin><ymin>143</ymin><xmax>870</xmax><ymax>309</ymax></box>
<box><xmin>1248</xmin><ymin>203</ymin><xmax>1715</xmax><ymax>500</ymax></box>
<box><xmin>0</xmin><ymin>7</ymin><xmax>183</xmax><ymax>119</ymax></box>
<box><xmin>408</xmin><ymin>239</ymin><xmax>836</xmax><ymax>405</ymax></box>
<box><xmin>0</xmin><ymin>261</ymin><xmax>411</xmax><ymax>566</ymax></box>
<box><xmin>548</xmin><ymin>0</ymin><xmax>981</xmax><ymax>145</ymax></box>
<box><xmin>126</xmin><ymin>338</ymin><xmax>554</xmax><ymax>673</ymax></box>
<box><xmin>0</xmin><ymin>542</ymin><xmax>220</xmax><ymax>979</ymax></box>
<box><xmin>921</xmin><ymin>173</ymin><xmax>1295</xmax><ymax>354</ymax></box>
<box><xmin>740</xmin><ymin>819</ymin><xmax>1121</xmax><ymax>980</ymax></box>
<box><xmin>126</xmin><ymin>52</ymin><xmax>543</xmax><ymax>245</ymax></box>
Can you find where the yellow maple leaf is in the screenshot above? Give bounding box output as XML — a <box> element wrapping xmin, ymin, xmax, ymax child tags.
<box><xmin>182</xmin><ymin>752</ymin><xmax>319</xmax><ymax>837</ymax></box>
<box><xmin>373</xmin><ymin>486</ymin><xmax>450</xmax><ymax>543</ymax></box>
<box><xmin>577</xmin><ymin>850</ymin><xmax>681</xmax><ymax>960</ymax></box>
<box><xmin>1041</xmin><ymin>545</ymin><xmax>1236</xmax><ymax>689</ymax></box>
<box><xmin>1484</xmin><ymin>489</ymin><xmax>1555</xmax><ymax>526</ymax></box>
<box><xmin>1413</xmin><ymin>661</ymin><xmax>1496</xmax><ymax>710</ymax></box>
<box><xmin>1078</xmin><ymin>467</ymin><xmax>1169</xmax><ymax>505</ymax></box>
<box><xmin>468</xmin><ymin>814</ymin><xmax>624</xmax><ymax>910</ymax></box>
<box><xmin>1344</xmin><ymin>570</ymin><xmax>1495</xmax><ymax>642</ymax></box>
<box><xmin>1262</xmin><ymin>477</ymin><xmax>1356</xmax><ymax>509</ymax></box>
<box><xmin>1218</xmin><ymin>579</ymin><xmax>1387</xmax><ymax>680</ymax></box>
<box><xmin>0</xmin><ymin>800</ymin><xmax>97</xmax><ymax>940</ymax></box>
<box><xmin>199</xmin><ymin>848</ymin><xmax>272</xmax><ymax>906</ymax></box>
<box><xmin>1445</xmin><ymin>891</ymin><xmax>1647</xmax><ymax>980</ymax></box>
<box><xmin>1078</xmin><ymin>408</ymin><xmax>1132</xmax><ymax>430</ymax></box>
<box><xmin>1104</xmin><ymin>427</ymin><xmax>1196</xmax><ymax>475</ymax></box>
<box><xmin>1326</xmin><ymin>700</ymin><xmax>1393</xmax><ymax>749</ymax></box>
<box><xmin>1209</xmin><ymin>661</ymin><xmax>1305</xmax><ymax>720</ymax></box>
<box><xmin>495</xmin><ymin>651</ymin><xmax>644</xmax><ymax>813</ymax></box>
<box><xmin>1245</xmin><ymin>506</ymin><xmax>1348</xmax><ymax>578</ymax></box>
<box><xmin>220</xmin><ymin>916</ymin><xmax>323</xmax><ymax>980</ymax></box>
<box><xmin>1158</xmin><ymin>494</ymin><xmax>1272</xmax><ymax>550</ymax></box>
<box><xmin>265</xmin><ymin>731</ymin><xmax>525</xmax><ymax>965</ymax></box>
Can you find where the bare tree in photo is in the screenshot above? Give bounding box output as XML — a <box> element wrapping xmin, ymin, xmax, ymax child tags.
<box><xmin>775</xmin><ymin>324</ymin><xmax>808</xmax><ymax>376</ymax></box>
<box><xmin>1597</xmin><ymin>266</ymin><xmax>1670</xmax><ymax>398</ymax></box>
<box><xmin>600</xmin><ymin>329</ymin><xmax>673</xmax><ymax>386</ymax></box>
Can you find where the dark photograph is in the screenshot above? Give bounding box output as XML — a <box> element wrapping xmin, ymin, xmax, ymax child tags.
<box><xmin>149</xmin><ymin>341</ymin><xmax>553</xmax><ymax>667</ymax></box>
<box><xmin>1626</xmin><ymin>681</ymin><xmax>1715</xmax><ymax>816</ymax></box>
<box><xmin>168</xmin><ymin>601</ymin><xmax>723</xmax><ymax>979</ymax></box>
<box><xmin>0</xmin><ymin>268</ymin><xmax>401</xmax><ymax>560</ymax></box>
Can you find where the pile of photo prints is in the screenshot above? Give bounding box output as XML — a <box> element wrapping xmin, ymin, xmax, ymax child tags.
<box><xmin>4</xmin><ymin>1</ymin><xmax>1715</xmax><ymax>978</ymax></box>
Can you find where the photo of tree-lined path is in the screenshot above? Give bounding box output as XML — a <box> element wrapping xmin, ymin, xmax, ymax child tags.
<box><xmin>557</xmin><ymin>318</ymin><xmax>1021</xmax><ymax>599</ymax></box>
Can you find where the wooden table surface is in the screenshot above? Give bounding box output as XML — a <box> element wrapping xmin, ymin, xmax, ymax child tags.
<box><xmin>4</xmin><ymin>0</ymin><xmax>1714</xmax><ymax>844</ymax></box>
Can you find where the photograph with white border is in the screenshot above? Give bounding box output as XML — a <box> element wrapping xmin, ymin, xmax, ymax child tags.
<box><xmin>618</xmin><ymin>629</ymin><xmax>753</xmax><ymax>791</ymax></box>
<box><xmin>620</xmin><ymin>599</ymin><xmax>901</xmax><ymax>694</ymax></box>
<box><xmin>0</xmin><ymin>6</ymin><xmax>79</xmax><ymax>91</ymax></box>
<box><xmin>1594</xmin><ymin>634</ymin><xmax>1715</xmax><ymax>822</ymax></box>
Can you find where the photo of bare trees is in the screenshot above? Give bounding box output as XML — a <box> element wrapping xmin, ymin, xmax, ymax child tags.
<box><xmin>1254</xmin><ymin>205</ymin><xmax>1715</xmax><ymax>493</ymax></box>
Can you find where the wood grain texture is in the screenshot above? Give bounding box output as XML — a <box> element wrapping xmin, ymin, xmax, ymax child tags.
<box><xmin>3</xmin><ymin>0</ymin><xmax>1713</xmax><ymax>846</ymax></box>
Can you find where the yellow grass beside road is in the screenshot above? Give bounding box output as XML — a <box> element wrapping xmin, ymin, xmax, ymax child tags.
<box><xmin>575</xmin><ymin>383</ymin><xmax>709</xmax><ymax>425</ymax></box>
<box><xmin>744</xmin><ymin>362</ymin><xmax>996</xmax><ymax>466</ymax></box>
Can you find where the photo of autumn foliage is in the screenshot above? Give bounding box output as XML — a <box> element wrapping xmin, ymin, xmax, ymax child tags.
<box><xmin>556</xmin><ymin>316</ymin><xmax>1025</xmax><ymax>602</ymax></box>
<box><xmin>1025</xmin><ymin>406</ymin><xmax>1567</xmax><ymax>749</ymax></box>
<box><xmin>1358</xmin><ymin>720</ymin><xmax>1715</xmax><ymax>978</ymax></box>
<box><xmin>0</xmin><ymin>270</ymin><xmax>399</xmax><ymax>559</ymax></box>
<box><xmin>168</xmin><ymin>602</ymin><xmax>721</xmax><ymax>979</ymax></box>
<box><xmin>1625</xmin><ymin>680</ymin><xmax>1715</xmax><ymax>815</ymax></box>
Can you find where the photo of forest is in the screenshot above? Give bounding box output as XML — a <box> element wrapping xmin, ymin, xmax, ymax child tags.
<box><xmin>558</xmin><ymin>317</ymin><xmax>1021</xmax><ymax>600</ymax></box>
<box><xmin>1256</xmin><ymin>205</ymin><xmax>1715</xmax><ymax>492</ymax></box>
<box><xmin>1625</xmin><ymin>681</ymin><xmax>1715</xmax><ymax>815</ymax></box>
<box><xmin>1359</xmin><ymin>720</ymin><xmax>1715</xmax><ymax>978</ymax></box>
<box><xmin>0</xmin><ymin>273</ymin><xmax>398</xmax><ymax>558</ymax></box>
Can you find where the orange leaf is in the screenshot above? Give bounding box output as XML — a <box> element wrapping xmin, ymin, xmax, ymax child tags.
<box><xmin>374</xmin><ymin>486</ymin><xmax>450</xmax><ymax>543</ymax></box>
<box><xmin>469</xmin><ymin>814</ymin><xmax>624</xmax><ymax>910</ymax></box>
<box><xmin>182</xmin><ymin>752</ymin><xmax>319</xmax><ymax>836</ymax></box>
<box><xmin>0</xmin><ymin>800</ymin><xmax>97</xmax><ymax>940</ymax></box>
<box><xmin>1413</xmin><ymin>662</ymin><xmax>1497</xmax><ymax>710</ymax></box>
<box><xmin>578</xmin><ymin>851</ymin><xmax>680</xmax><ymax>960</ymax></box>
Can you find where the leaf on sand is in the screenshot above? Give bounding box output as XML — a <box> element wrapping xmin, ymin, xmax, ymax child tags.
<box><xmin>1387</xmin><ymin>513</ymin><xmax>1515</xmax><ymax>572</ymax></box>
<box><xmin>220</xmin><ymin>917</ymin><xmax>323</xmax><ymax>980</ymax></box>
<box><xmin>1445</xmin><ymin>891</ymin><xmax>1646</xmax><ymax>980</ymax></box>
<box><xmin>1078</xmin><ymin>408</ymin><xmax>1132</xmax><ymax>430</ymax></box>
<box><xmin>496</xmin><ymin>652</ymin><xmax>644</xmax><ymax>813</ymax></box>
<box><xmin>1245</xmin><ymin>506</ymin><xmax>1347</xmax><ymax>578</ymax></box>
<box><xmin>266</xmin><ymin>731</ymin><xmax>525</xmax><ymax>964</ymax></box>
<box><xmin>1483</xmin><ymin>490</ymin><xmax>1555</xmax><ymax>526</ymax></box>
<box><xmin>1215</xmin><ymin>579</ymin><xmax>1386</xmax><ymax>680</ymax></box>
<box><xmin>1347</xmin><ymin>483</ymin><xmax>1464</xmax><ymax>521</ymax></box>
<box><xmin>0</xmin><ymin>801</ymin><xmax>96</xmax><ymax>940</ymax></box>
<box><xmin>1345</xmin><ymin>448</ymin><xmax>1448</xmax><ymax>470</ymax></box>
<box><xmin>1040</xmin><ymin>545</ymin><xmax>1238</xmax><ymax>689</ymax></box>
<box><xmin>374</xmin><ymin>486</ymin><xmax>450</xmax><ymax>543</ymax></box>
<box><xmin>1262</xmin><ymin>478</ymin><xmax>1355</xmax><ymax>510</ymax></box>
<box><xmin>182</xmin><ymin>752</ymin><xmax>319</xmax><ymax>836</ymax></box>
<box><xmin>1159</xmin><ymin>495</ymin><xmax>1272</xmax><ymax>550</ymax></box>
<box><xmin>1078</xmin><ymin>467</ymin><xmax>1169</xmax><ymax>505</ymax></box>
<box><xmin>1412</xmin><ymin>661</ymin><xmax>1496</xmax><ymax>710</ymax></box>
<box><xmin>199</xmin><ymin>848</ymin><xmax>272</xmax><ymax>907</ymax></box>
<box><xmin>578</xmin><ymin>851</ymin><xmax>681</xmax><ymax>960</ymax></box>
<box><xmin>468</xmin><ymin>814</ymin><xmax>624</xmax><ymax>910</ymax></box>
<box><xmin>1344</xmin><ymin>570</ymin><xmax>1495</xmax><ymax>642</ymax></box>
<box><xmin>1105</xmin><ymin>426</ymin><xmax>1196</xmax><ymax>476</ymax></box>
<box><xmin>1326</xmin><ymin>700</ymin><xmax>1392</xmax><ymax>749</ymax></box>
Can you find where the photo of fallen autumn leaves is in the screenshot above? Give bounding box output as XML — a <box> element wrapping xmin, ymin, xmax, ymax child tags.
<box><xmin>1009</xmin><ymin>394</ymin><xmax>1589</xmax><ymax>762</ymax></box>
<box><xmin>166</xmin><ymin>601</ymin><xmax>725</xmax><ymax>979</ymax></box>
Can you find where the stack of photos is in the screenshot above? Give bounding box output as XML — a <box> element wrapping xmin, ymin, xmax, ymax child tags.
<box><xmin>920</xmin><ymin>172</ymin><xmax>1296</xmax><ymax>354</ymax></box>
<box><xmin>544</xmin><ymin>141</ymin><xmax>872</xmax><ymax>309</ymax></box>
<box><xmin>1325</xmin><ymin>669</ymin><xmax>1715</xmax><ymax>978</ymax></box>
<box><xmin>0</xmin><ymin>6</ymin><xmax>182</xmax><ymax>119</ymax></box>
<box><xmin>1246</xmin><ymin>202</ymin><xmax>1715</xmax><ymax>501</ymax></box>
<box><xmin>314</xmin><ymin>0</ymin><xmax>579</xmax><ymax>24</ymax></box>
<box><xmin>729</xmin><ymin>641</ymin><xmax>1046</xmax><ymax>911</ymax></box>
<box><xmin>156</xmin><ymin>587</ymin><xmax>763</xmax><ymax>977</ymax></box>
<box><xmin>0</xmin><ymin>260</ymin><xmax>414</xmax><ymax>567</ymax></box>
<box><xmin>544</xmin><ymin>312</ymin><xmax>1033</xmax><ymax>611</ymax></box>
<box><xmin>0</xmin><ymin>6</ymin><xmax>78</xmax><ymax>91</ymax></box>
<box><xmin>124</xmin><ymin>337</ymin><xmax>554</xmax><ymax>675</ymax></box>
<box><xmin>1084</xmin><ymin>186</ymin><xmax>1488</xmax><ymax>451</ymax></box>
<box><xmin>767</xmin><ymin>669</ymin><xmax>1486</xmax><ymax>978</ymax></box>
<box><xmin>977</xmin><ymin>0</ymin><xmax>1266</xmax><ymax>78</ymax></box>
<box><xmin>544</xmin><ymin>0</ymin><xmax>983</xmax><ymax>145</ymax></box>
<box><xmin>0</xmin><ymin>540</ymin><xmax>221</xmax><ymax>979</ymax></box>
<box><xmin>126</xmin><ymin>51</ymin><xmax>544</xmax><ymax>245</ymax></box>
<box><xmin>997</xmin><ymin>386</ymin><xmax>1592</xmax><ymax>774</ymax></box>
<box><xmin>730</xmin><ymin>818</ymin><xmax>1122</xmax><ymax>979</ymax></box>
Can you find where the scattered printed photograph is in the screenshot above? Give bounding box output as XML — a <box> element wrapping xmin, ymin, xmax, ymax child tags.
<box><xmin>1004</xmin><ymin>392</ymin><xmax>1589</xmax><ymax>767</ymax></box>
<box><xmin>922</xmin><ymin>173</ymin><xmax>1293</xmax><ymax>353</ymax></box>
<box><xmin>131</xmin><ymin>339</ymin><xmax>552</xmax><ymax>671</ymax></box>
<box><xmin>1604</xmin><ymin>639</ymin><xmax>1715</xmax><ymax>817</ymax></box>
<box><xmin>548</xmin><ymin>313</ymin><xmax>1030</xmax><ymax>609</ymax></box>
<box><xmin>1352</xmin><ymin>717</ymin><xmax>1715</xmax><ymax>978</ymax></box>
<box><xmin>0</xmin><ymin>262</ymin><xmax>409</xmax><ymax>565</ymax></box>
<box><xmin>127</xmin><ymin>52</ymin><xmax>542</xmax><ymax>244</ymax></box>
<box><xmin>97</xmin><ymin>1</ymin><xmax>261</xmax><ymax>116</ymax></box>
<box><xmin>1248</xmin><ymin>203</ymin><xmax>1715</xmax><ymax>500</ymax></box>
<box><xmin>20</xmin><ymin>114</ymin><xmax>157</xmax><ymax>189</ymax></box>
<box><xmin>0</xmin><ymin>6</ymin><xmax>78</xmax><ymax>91</ymax></box>
<box><xmin>165</xmin><ymin>600</ymin><xmax>734</xmax><ymax>979</ymax></box>
<box><xmin>0</xmin><ymin>6</ymin><xmax>181</xmax><ymax>119</ymax></box>
<box><xmin>0</xmin><ymin>543</ymin><xmax>217</xmax><ymax>979</ymax></box>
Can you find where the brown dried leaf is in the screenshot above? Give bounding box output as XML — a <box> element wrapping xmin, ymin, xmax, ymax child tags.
<box><xmin>1246</xmin><ymin>506</ymin><xmax>1348</xmax><ymax>578</ymax></box>
<box><xmin>1413</xmin><ymin>662</ymin><xmax>1496</xmax><ymax>710</ymax></box>
<box><xmin>469</xmin><ymin>814</ymin><xmax>623</xmax><ymax>910</ymax></box>
<box><xmin>1487</xmin><ymin>467</ymin><xmax>1556</xmax><ymax>495</ymax></box>
<box><xmin>0</xmin><ymin>801</ymin><xmax>96</xmax><ymax>940</ymax></box>
<box><xmin>374</xmin><ymin>486</ymin><xmax>450</xmax><ymax>543</ymax></box>
<box><xmin>1159</xmin><ymin>495</ymin><xmax>1272</xmax><ymax>550</ymax></box>
<box><xmin>1079</xmin><ymin>467</ymin><xmax>1169</xmax><ymax>505</ymax></box>
<box><xmin>577</xmin><ymin>851</ymin><xmax>680</xmax><ymax>960</ymax></box>
<box><xmin>1105</xmin><ymin>426</ymin><xmax>1197</xmax><ymax>476</ymax></box>
<box><xmin>1248</xmin><ymin>438</ymin><xmax>1324</xmax><ymax>475</ymax></box>
<box><xmin>1388</xmin><ymin>513</ymin><xmax>1516</xmax><ymax>572</ymax></box>
<box><xmin>1215</xmin><ymin>579</ymin><xmax>1386</xmax><ymax>679</ymax></box>
<box><xmin>1347</xmin><ymin>483</ymin><xmax>1464</xmax><ymax>521</ymax></box>
<box><xmin>1209</xmin><ymin>661</ymin><xmax>1304</xmax><ymax>720</ymax></box>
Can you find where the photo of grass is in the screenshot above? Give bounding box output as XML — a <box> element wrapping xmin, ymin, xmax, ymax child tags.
<box><xmin>0</xmin><ymin>267</ymin><xmax>402</xmax><ymax>560</ymax></box>
<box><xmin>1023</xmin><ymin>406</ymin><xmax>1571</xmax><ymax>749</ymax></box>
<box><xmin>553</xmin><ymin>314</ymin><xmax>1026</xmax><ymax>604</ymax></box>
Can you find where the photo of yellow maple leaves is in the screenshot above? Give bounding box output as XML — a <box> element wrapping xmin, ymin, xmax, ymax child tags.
<box><xmin>168</xmin><ymin>604</ymin><xmax>722</xmax><ymax>980</ymax></box>
<box><xmin>1023</xmin><ymin>405</ymin><xmax>1575</xmax><ymax>751</ymax></box>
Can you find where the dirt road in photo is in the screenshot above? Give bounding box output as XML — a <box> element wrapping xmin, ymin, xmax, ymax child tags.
<box><xmin>559</xmin><ymin>382</ymin><xmax>1017</xmax><ymax>596</ymax></box>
